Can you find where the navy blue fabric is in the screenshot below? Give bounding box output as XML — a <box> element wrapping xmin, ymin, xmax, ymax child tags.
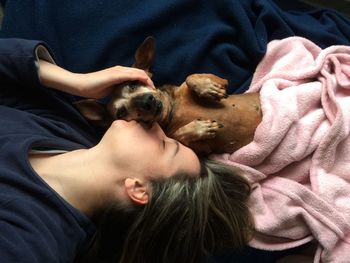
<box><xmin>1</xmin><ymin>0</ymin><xmax>350</xmax><ymax>94</ymax></box>
<box><xmin>0</xmin><ymin>39</ymin><xmax>98</xmax><ymax>263</ymax></box>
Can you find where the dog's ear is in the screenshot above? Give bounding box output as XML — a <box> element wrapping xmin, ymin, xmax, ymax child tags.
<box><xmin>74</xmin><ymin>99</ymin><xmax>112</xmax><ymax>127</ymax></box>
<box><xmin>133</xmin><ymin>36</ymin><xmax>155</xmax><ymax>76</ymax></box>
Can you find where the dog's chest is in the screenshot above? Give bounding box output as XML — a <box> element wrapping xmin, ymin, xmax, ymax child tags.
<box><xmin>165</xmin><ymin>90</ymin><xmax>262</xmax><ymax>153</ymax></box>
<box><xmin>166</xmin><ymin>87</ymin><xmax>227</xmax><ymax>133</ymax></box>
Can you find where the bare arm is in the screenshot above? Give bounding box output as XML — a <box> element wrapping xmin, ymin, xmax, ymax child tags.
<box><xmin>38</xmin><ymin>60</ymin><xmax>154</xmax><ymax>99</ymax></box>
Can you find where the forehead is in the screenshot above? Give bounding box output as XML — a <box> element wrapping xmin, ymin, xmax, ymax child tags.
<box><xmin>112</xmin><ymin>82</ymin><xmax>154</xmax><ymax>99</ymax></box>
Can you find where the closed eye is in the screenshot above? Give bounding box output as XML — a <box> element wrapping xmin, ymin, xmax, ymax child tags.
<box><xmin>162</xmin><ymin>139</ymin><xmax>179</xmax><ymax>157</ymax></box>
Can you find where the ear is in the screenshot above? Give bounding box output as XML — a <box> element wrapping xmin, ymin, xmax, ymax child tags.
<box><xmin>74</xmin><ymin>99</ymin><xmax>112</xmax><ymax>127</ymax></box>
<box><xmin>133</xmin><ymin>36</ymin><xmax>156</xmax><ymax>76</ymax></box>
<box><xmin>124</xmin><ymin>178</ymin><xmax>149</xmax><ymax>205</ymax></box>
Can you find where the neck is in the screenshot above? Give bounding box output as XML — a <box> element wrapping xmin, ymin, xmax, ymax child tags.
<box><xmin>29</xmin><ymin>148</ymin><xmax>125</xmax><ymax>219</ymax></box>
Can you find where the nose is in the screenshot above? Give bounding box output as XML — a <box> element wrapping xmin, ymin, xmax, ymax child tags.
<box><xmin>134</xmin><ymin>93</ymin><xmax>157</xmax><ymax>112</ymax></box>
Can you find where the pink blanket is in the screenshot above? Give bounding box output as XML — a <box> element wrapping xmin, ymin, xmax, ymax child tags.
<box><xmin>214</xmin><ymin>37</ymin><xmax>350</xmax><ymax>262</ymax></box>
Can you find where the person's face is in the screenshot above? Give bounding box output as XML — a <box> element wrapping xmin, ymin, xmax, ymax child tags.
<box><xmin>102</xmin><ymin>120</ymin><xmax>201</xmax><ymax>180</ymax></box>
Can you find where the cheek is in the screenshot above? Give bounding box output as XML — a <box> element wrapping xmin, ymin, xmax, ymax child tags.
<box><xmin>177</xmin><ymin>150</ymin><xmax>201</xmax><ymax>176</ymax></box>
<box><xmin>128</xmin><ymin>154</ymin><xmax>163</xmax><ymax>178</ymax></box>
<box><xmin>123</xmin><ymin>137</ymin><xmax>161</xmax><ymax>163</ymax></box>
<box><xmin>134</xmin><ymin>148</ymin><xmax>169</xmax><ymax>176</ymax></box>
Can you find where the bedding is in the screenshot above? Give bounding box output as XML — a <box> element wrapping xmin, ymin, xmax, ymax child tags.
<box><xmin>1</xmin><ymin>0</ymin><xmax>350</xmax><ymax>95</ymax></box>
<box><xmin>1</xmin><ymin>0</ymin><xmax>350</xmax><ymax>261</ymax></box>
<box><xmin>214</xmin><ymin>36</ymin><xmax>350</xmax><ymax>262</ymax></box>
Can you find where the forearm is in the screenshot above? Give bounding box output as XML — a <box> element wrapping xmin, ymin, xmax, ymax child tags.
<box><xmin>38</xmin><ymin>59</ymin><xmax>82</xmax><ymax>96</ymax></box>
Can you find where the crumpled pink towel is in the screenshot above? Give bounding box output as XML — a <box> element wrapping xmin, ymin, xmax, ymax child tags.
<box><xmin>213</xmin><ymin>37</ymin><xmax>350</xmax><ymax>262</ymax></box>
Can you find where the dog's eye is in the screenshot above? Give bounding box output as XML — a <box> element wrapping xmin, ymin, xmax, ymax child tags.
<box><xmin>129</xmin><ymin>85</ymin><xmax>137</xmax><ymax>91</ymax></box>
<box><xmin>116</xmin><ymin>106</ymin><xmax>127</xmax><ymax>119</ymax></box>
<box><xmin>128</xmin><ymin>81</ymin><xmax>139</xmax><ymax>91</ymax></box>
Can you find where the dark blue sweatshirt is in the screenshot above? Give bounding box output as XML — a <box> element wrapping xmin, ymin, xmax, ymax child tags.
<box><xmin>0</xmin><ymin>39</ymin><xmax>98</xmax><ymax>263</ymax></box>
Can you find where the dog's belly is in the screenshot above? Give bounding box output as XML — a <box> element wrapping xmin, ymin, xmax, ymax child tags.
<box><xmin>167</xmin><ymin>93</ymin><xmax>262</xmax><ymax>154</ymax></box>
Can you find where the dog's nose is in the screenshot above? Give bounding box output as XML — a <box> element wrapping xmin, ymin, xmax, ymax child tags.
<box><xmin>135</xmin><ymin>94</ymin><xmax>157</xmax><ymax>112</ymax></box>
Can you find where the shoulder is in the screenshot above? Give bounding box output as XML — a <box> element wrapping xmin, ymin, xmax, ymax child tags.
<box><xmin>0</xmin><ymin>194</ymin><xmax>95</xmax><ymax>263</ymax></box>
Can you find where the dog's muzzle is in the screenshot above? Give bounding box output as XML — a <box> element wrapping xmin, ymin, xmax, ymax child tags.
<box><xmin>134</xmin><ymin>94</ymin><xmax>163</xmax><ymax>116</ymax></box>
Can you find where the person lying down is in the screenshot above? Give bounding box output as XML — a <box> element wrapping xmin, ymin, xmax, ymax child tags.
<box><xmin>77</xmin><ymin>36</ymin><xmax>350</xmax><ymax>262</ymax></box>
<box><xmin>0</xmin><ymin>38</ymin><xmax>253</xmax><ymax>263</ymax></box>
<box><xmin>70</xmin><ymin>36</ymin><xmax>350</xmax><ymax>262</ymax></box>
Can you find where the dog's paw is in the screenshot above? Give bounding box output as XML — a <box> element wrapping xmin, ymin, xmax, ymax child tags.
<box><xmin>186</xmin><ymin>74</ymin><xmax>228</xmax><ymax>101</ymax></box>
<box><xmin>192</xmin><ymin>119</ymin><xmax>224</xmax><ymax>139</ymax></box>
<box><xmin>172</xmin><ymin>119</ymin><xmax>224</xmax><ymax>144</ymax></box>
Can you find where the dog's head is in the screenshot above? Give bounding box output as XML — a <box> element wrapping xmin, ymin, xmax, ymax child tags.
<box><xmin>75</xmin><ymin>37</ymin><xmax>167</xmax><ymax>127</ymax></box>
<box><xmin>107</xmin><ymin>80</ymin><xmax>165</xmax><ymax>123</ymax></box>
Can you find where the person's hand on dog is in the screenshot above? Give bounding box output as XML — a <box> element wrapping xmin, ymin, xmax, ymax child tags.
<box><xmin>75</xmin><ymin>65</ymin><xmax>155</xmax><ymax>98</ymax></box>
<box><xmin>39</xmin><ymin>60</ymin><xmax>155</xmax><ymax>99</ymax></box>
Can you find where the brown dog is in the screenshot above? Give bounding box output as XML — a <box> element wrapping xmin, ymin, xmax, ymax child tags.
<box><xmin>75</xmin><ymin>37</ymin><xmax>262</xmax><ymax>155</ymax></box>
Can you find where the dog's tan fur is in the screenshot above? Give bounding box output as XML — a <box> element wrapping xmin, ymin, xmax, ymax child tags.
<box><xmin>75</xmin><ymin>37</ymin><xmax>262</xmax><ymax>155</ymax></box>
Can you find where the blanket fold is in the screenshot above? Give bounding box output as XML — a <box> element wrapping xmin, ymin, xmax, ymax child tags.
<box><xmin>214</xmin><ymin>37</ymin><xmax>350</xmax><ymax>262</ymax></box>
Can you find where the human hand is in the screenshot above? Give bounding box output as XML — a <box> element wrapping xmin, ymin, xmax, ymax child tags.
<box><xmin>39</xmin><ymin>60</ymin><xmax>154</xmax><ymax>99</ymax></box>
<box><xmin>73</xmin><ymin>65</ymin><xmax>155</xmax><ymax>99</ymax></box>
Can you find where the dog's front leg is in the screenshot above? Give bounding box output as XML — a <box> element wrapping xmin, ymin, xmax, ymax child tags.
<box><xmin>171</xmin><ymin>119</ymin><xmax>223</xmax><ymax>146</ymax></box>
<box><xmin>186</xmin><ymin>73</ymin><xmax>228</xmax><ymax>101</ymax></box>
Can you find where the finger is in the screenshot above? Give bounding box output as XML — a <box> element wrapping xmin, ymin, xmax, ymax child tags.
<box><xmin>119</xmin><ymin>67</ymin><xmax>155</xmax><ymax>89</ymax></box>
<box><xmin>129</xmin><ymin>68</ymin><xmax>155</xmax><ymax>89</ymax></box>
<box><xmin>110</xmin><ymin>66</ymin><xmax>155</xmax><ymax>89</ymax></box>
<box><xmin>144</xmin><ymin>77</ymin><xmax>155</xmax><ymax>89</ymax></box>
<box><xmin>126</xmin><ymin>74</ymin><xmax>155</xmax><ymax>89</ymax></box>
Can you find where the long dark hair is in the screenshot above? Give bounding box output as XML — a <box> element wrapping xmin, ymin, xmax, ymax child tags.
<box><xmin>79</xmin><ymin>159</ymin><xmax>253</xmax><ymax>263</ymax></box>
